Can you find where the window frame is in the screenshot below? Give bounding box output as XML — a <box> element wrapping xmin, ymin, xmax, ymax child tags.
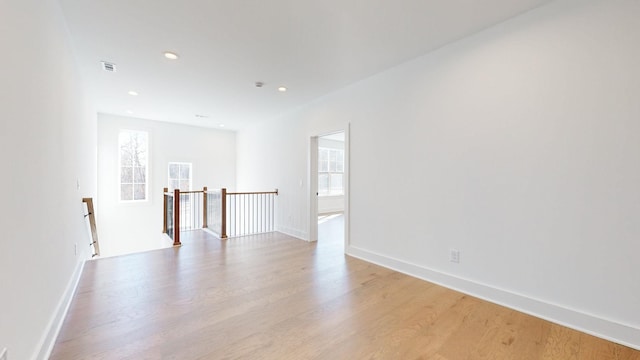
<box><xmin>118</xmin><ymin>129</ymin><xmax>149</xmax><ymax>203</ymax></box>
<box><xmin>318</xmin><ymin>147</ymin><xmax>344</xmax><ymax>196</ymax></box>
<box><xmin>167</xmin><ymin>162</ymin><xmax>193</xmax><ymax>191</ymax></box>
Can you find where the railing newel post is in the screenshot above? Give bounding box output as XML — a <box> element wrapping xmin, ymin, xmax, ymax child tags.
<box><xmin>163</xmin><ymin>187</ymin><xmax>168</xmax><ymax>233</ymax></box>
<box><xmin>203</xmin><ymin>186</ymin><xmax>208</xmax><ymax>229</ymax></box>
<box><xmin>166</xmin><ymin>187</ymin><xmax>275</xmax><ymax>241</ymax></box>
<box><xmin>221</xmin><ymin>188</ymin><xmax>228</xmax><ymax>239</ymax></box>
<box><xmin>173</xmin><ymin>188</ymin><xmax>181</xmax><ymax>246</ymax></box>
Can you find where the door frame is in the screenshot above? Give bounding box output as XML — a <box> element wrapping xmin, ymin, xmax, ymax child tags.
<box><xmin>309</xmin><ymin>125</ymin><xmax>350</xmax><ymax>253</ymax></box>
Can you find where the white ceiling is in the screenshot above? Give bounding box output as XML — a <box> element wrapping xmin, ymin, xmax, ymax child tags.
<box><xmin>59</xmin><ymin>0</ymin><xmax>552</xmax><ymax>130</ymax></box>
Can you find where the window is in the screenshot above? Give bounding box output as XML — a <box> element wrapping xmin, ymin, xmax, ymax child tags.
<box><xmin>318</xmin><ymin>147</ymin><xmax>344</xmax><ymax>196</ymax></box>
<box><xmin>168</xmin><ymin>162</ymin><xmax>192</xmax><ymax>191</ymax></box>
<box><xmin>119</xmin><ymin>130</ymin><xmax>148</xmax><ymax>201</ymax></box>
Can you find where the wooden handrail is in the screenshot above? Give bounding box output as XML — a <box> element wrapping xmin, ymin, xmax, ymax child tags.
<box><xmin>163</xmin><ymin>186</ymin><xmax>276</xmax><ymax>241</ymax></box>
<box><xmin>176</xmin><ymin>190</ymin><xmax>205</xmax><ymax>194</ymax></box>
<box><xmin>226</xmin><ymin>189</ymin><xmax>278</xmax><ymax>196</ymax></box>
<box><xmin>82</xmin><ymin>198</ymin><xmax>100</xmax><ymax>257</ymax></box>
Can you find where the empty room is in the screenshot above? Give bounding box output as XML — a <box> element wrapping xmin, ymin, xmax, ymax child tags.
<box><xmin>1</xmin><ymin>0</ymin><xmax>639</xmax><ymax>359</ymax></box>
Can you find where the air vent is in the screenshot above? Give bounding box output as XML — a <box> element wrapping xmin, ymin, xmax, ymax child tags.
<box><xmin>101</xmin><ymin>61</ymin><xmax>116</xmax><ymax>72</ymax></box>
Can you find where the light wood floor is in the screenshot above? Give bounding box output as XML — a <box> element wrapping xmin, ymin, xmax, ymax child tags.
<box><xmin>51</xmin><ymin>228</ymin><xmax>639</xmax><ymax>359</ymax></box>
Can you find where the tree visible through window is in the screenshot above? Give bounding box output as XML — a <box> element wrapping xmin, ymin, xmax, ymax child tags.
<box><xmin>318</xmin><ymin>147</ymin><xmax>344</xmax><ymax>195</ymax></box>
<box><xmin>119</xmin><ymin>130</ymin><xmax>148</xmax><ymax>201</ymax></box>
<box><xmin>168</xmin><ymin>162</ymin><xmax>192</xmax><ymax>191</ymax></box>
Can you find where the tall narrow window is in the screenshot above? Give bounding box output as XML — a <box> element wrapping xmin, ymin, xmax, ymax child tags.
<box><xmin>318</xmin><ymin>147</ymin><xmax>344</xmax><ymax>196</ymax></box>
<box><xmin>119</xmin><ymin>130</ymin><xmax>148</xmax><ymax>201</ymax></box>
<box><xmin>168</xmin><ymin>162</ymin><xmax>192</xmax><ymax>191</ymax></box>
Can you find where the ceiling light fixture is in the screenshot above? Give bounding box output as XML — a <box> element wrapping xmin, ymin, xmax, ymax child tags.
<box><xmin>128</xmin><ymin>90</ymin><xmax>138</xmax><ymax>96</ymax></box>
<box><xmin>164</xmin><ymin>51</ymin><xmax>179</xmax><ymax>60</ymax></box>
<box><xmin>219</xmin><ymin>124</ymin><xmax>225</xmax><ymax>128</ymax></box>
<box><xmin>278</xmin><ymin>86</ymin><xmax>287</xmax><ymax>92</ymax></box>
<box><xmin>126</xmin><ymin>110</ymin><xmax>133</xmax><ymax>114</ymax></box>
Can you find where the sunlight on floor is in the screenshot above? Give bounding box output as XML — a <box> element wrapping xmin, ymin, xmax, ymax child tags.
<box><xmin>99</xmin><ymin>232</ymin><xmax>175</xmax><ymax>258</ymax></box>
<box><xmin>318</xmin><ymin>213</ymin><xmax>342</xmax><ymax>224</ymax></box>
<box><xmin>318</xmin><ymin>213</ymin><xmax>344</xmax><ymax>245</ymax></box>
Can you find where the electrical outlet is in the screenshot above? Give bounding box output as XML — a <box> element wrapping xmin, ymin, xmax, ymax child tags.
<box><xmin>1</xmin><ymin>347</ymin><xmax>8</xmax><ymax>360</ymax></box>
<box><xmin>449</xmin><ymin>249</ymin><xmax>460</xmax><ymax>264</ymax></box>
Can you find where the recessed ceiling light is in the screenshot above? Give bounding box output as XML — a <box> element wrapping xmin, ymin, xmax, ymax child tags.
<box><xmin>126</xmin><ymin>110</ymin><xmax>133</xmax><ymax>114</ymax></box>
<box><xmin>278</xmin><ymin>86</ymin><xmax>287</xmax><ymax>92</ymax></box>
<box><xmin>219</xmin><ymin>124</ymin><xmax>225</xmax><ymax>128</ymax></box>
<box><xmin>128</xmin><ymin>90</ymin><xmax>138</xmax><ymax>96</ymax></box>
<box><xmin>164</xmin><ymin>51</ymin><xmax>179</xmax><ymax>60</ymax></box>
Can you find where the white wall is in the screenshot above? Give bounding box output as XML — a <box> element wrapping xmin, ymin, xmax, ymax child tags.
<box><xmin>0</xmin><ymin>0</ymin><xmax>97</xmax><ymax>359</ymax></box>
<box><xmin>97</xmin><ymin>114</ymin><xmax>235</xmax><ymax>256</ymax></box>
<box><xmin>237</xmin><ymin>0</ymin><xmax>640</xmax><ymax>348</ymax></box>
<box><xmin>318</xmin><ymin>195</ymin><xmax>344</xmax><ymax>215</ymax></box>
<box><xmin>237</xmin><ymin>110</ymin><xmax>346</xmax><ymax>239</ymax></box>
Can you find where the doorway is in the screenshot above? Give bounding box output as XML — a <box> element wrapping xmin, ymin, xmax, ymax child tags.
<box><xmin>310</xmin><ymin>129</ymin><xmax>348</xmax><ymax>251</ymax></box>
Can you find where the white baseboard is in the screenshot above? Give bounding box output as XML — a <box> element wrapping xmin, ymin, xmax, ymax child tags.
<box><xmin>346</xmin><ymin>245</ymin><xmax>640</xmax><ymax>351</ymax></box>
<box><xmin>276</xmin><ymin>226</ymin><xmax>308</xmax><ymax>241</ymax></box>
<box><xmin>33</xmin><ymin>259</ymin><xmax>86</xmax><ymax>360</ymax></box>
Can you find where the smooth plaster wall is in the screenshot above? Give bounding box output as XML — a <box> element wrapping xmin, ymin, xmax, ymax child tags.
<box><xmin>237</xmin><ymin>0</ymin><xmax>640</xmax><ymax>348</ymax></box>
<box><xmin>0</xmin><ymin>0</ymin><xmax>97</xmax><ymax>358</ymax></box>
<box><xmin>97</xmin><ymin>114</ymin><xmax>236</xmax><ymax>257</ymax></box>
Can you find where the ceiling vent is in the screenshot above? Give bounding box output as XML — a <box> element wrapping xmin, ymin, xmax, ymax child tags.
<box><xmin>101</xmin><ymin>61</ymin><xmax>116</xmax><ymax>72</ymax></box>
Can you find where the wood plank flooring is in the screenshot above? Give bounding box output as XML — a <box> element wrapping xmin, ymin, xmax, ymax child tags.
<box><xmin>51</xmin><ymin>229</ymin><xmax>640</xmax><ymax>359</ymax></box>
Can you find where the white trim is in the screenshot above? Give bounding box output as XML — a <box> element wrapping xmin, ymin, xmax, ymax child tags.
<box><xmin>343</xmin><ymin>124</ymin><xmax>350</xmax><ymax>252</ymax></box>
<box><xmin>309</xmin><ymin>127</ymin><xmax>350</xmax><ymax>251</ymax></box>
<box><xmin>33</xmin><ymin>259</ymin><xmax>86</xmax><ymax>360</ymax></box>
<box><xmin>276</xmin><ymin>227</ymin><xmax>308</xmax><ymax>241</ymax></box>
<box><xmin>309</xmin><ymin>136</ymin><xmax>319</xmax><ymax>242</ymax></box>
<box><xmin>346</xmin><ymin>245</ymin><xmax>640</xmax><ymax>351</ymax></box>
